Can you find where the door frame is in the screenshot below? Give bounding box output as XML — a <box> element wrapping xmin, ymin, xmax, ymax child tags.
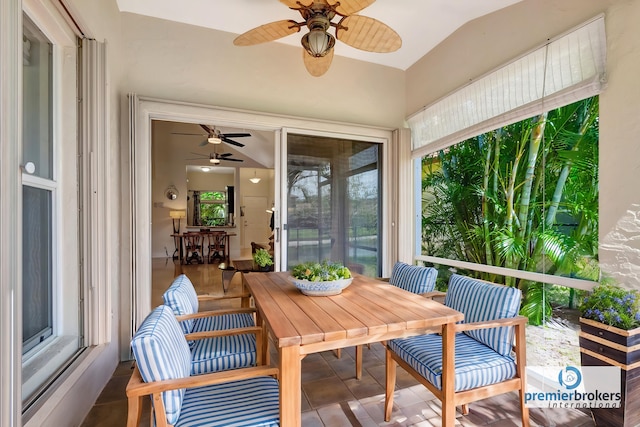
<box><xmin>125</xmin><ymin>95</ymin><xmax>394</xmax><ymax>358</ymax></box>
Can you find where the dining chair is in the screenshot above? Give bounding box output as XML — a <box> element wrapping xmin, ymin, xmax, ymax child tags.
<box><xmin>163</xmin><ymin>274</ymin><xmax>256</xmax><ymax>333</ymax></box>
<box><xmin>351</xmin><ymin>262</ymin><xmax>439</xmax><ymax>379</ymax></box>
<box><xmin>162</xmin><ymin>274</ymin><xmax>263</xmax><ymax>370</ymax></box>
<box><xmin>127</xmin><ymin>305</ymin><xmax>280</xmax><ymax>427</ymax></box>
<box><xmin>162</xmin><ymin>274</ymin><xmax>268</xmax><ymax>373</ymax></box>
<box><xmin>206</xmin><ymin>230</ymin><xmax>227</xmax><ymax>263</ymax></box>
<box><xmin>183</xmin><ymin>232</ymin><xmax>204</xmax><ymax>264</ymax></box>
<box><xmin>384</xmin><ymin>274</ymin><xmax>529</xmax><ymax>426</ymax></box>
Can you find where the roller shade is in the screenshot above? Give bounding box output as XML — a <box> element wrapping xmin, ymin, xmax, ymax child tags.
<box><xmin>409</xmin><ymin>15</ymin><xmax>606</xmax><ymax>156</ymax></box>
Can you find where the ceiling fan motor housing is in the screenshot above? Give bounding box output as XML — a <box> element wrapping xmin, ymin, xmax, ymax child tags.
<box><xmin>301</xmin><ymin>14</ymin><xmax>334</xmax><ymax>56</ymax></box>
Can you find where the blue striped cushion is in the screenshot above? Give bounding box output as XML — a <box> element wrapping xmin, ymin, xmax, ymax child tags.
<box><xmin>176</xmin><ymin>376</ymin><xmax>280</xmax><ymax>427</ymax></box>
<box><xmin>131</xmin><ymin>305</ymin><xmax>191</xmax><ymax>425</ymax></box>
<box><xmin>388</xmin><ymin>333</ymin><xmax>516</xmax><ymax>392</ymax></box>
<box><xmin>190</xmin><ymin>334</ymin><xmax>257</xmax><ymax>375</ymax></box>
<box><xmin>444</xmin><ymin>274</ymin><xmax>522</xmax><ymax>356</ymax></box>
<box><xmin>389</xmin><ymin>262</ymin><xmax>438</xmax><ymax>294</ymax></box>
<box><xmin>192</xmin><ymin>312</ymin><xmax>256</xmax><ymax>334</ymax></box>
<box><xmin>163</xmin><ymin>274</ymin><xmax>199</xmax><ymax>334</ymax></box>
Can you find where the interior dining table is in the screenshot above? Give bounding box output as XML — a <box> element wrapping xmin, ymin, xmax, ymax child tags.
<box><xmin>242</xmin><ymin>271</ymin><xmax>465</xmax><ymax>427</ymax></box>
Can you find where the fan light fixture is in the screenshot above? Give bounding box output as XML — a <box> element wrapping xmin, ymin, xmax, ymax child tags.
<box><xmin>249</xmin><ymin>170</ymin><xmax>261</xmax><ymax>184</ymax></box>
<box><xmin>207</xmin><ymin>136</ymin><xmax>222</xmax><ymax>144</ymax></box>
<box><xmin>233</xmin><ymin>0</ymin><xmax>401</xmax><ymax>77</ymax></box>
<box><xmin>210</xmin><ymin>157</ymin><xmax>221</xmax><ymax>165</ymax></box>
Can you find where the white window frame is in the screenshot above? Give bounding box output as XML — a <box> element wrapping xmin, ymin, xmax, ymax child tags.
<box><xmin>409</xmin><ymin>17</ymin><xmax>606</xmax><ymax>291</ymax></box>
<box><xmin>21</xmin><ymin>0</ymin><xmax>83</xmax><ymax>406</ymax></box>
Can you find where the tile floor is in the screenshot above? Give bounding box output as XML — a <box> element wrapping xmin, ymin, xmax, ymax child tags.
<box><xmin>80</xmin><ymin>258</ymin><xmax>597</xmax><ymax>426</ymax></box>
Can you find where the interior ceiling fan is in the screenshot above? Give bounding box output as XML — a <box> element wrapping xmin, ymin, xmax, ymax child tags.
<box><xmin>233</xmin><ymin>0</ymin><xmax>401</xmax><ymax>77</ymax></box>
<box><xmin>173</xmin><ymin>124</ymin><xmax>251</xmax><ymax>147</ymax></box>
<box><xmin>186</xmin><ymin>151</ymin><xmax>244</xmax><ymax>165</ymax></box>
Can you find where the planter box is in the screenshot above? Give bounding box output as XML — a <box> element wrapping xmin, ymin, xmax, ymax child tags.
<box><xmin>579</xmin><ymin>317</ymin><xmax>640</xmax><ymax>427</ymax></box>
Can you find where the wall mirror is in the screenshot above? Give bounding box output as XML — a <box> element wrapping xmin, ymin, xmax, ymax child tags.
<box><xmin>186</xmin><ymin>166</ymin><xmax>235</xmax><ymax>227</ymax></box>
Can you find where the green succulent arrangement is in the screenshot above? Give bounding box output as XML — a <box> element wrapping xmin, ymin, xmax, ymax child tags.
<box><xmin>579</xmin><ymin>283</ymin><xmax>640</xmax><ymax>330</ymax></box>
<box><xmin>291</xmin><ymin>260</ymin><xmax>352</xmax><ymax>282</ymax></box>
<box><xmin>253</xmin><ymin>248</ymin><xmax>274</xmax><ymax>268</ymax></box>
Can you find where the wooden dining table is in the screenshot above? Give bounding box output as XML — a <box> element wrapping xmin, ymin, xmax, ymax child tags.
<box><xmin>242</xmin><ymin>271</ymin><xmax>465</xmax><ymax>427</ymax></box>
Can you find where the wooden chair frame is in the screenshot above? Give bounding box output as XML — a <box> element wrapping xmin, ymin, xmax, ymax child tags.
<box><xmin>385</xmin><ymin>315</ymin><xmax>530</xmax><ymax>427</ymax></box>
<box><xmin>126</xmin><ymin>364</ymin><xmax>279</xmax><ymax>427</ymax></box>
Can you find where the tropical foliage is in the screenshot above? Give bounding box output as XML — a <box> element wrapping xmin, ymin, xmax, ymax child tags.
<box><xmin>421</xmin><ymin>97</ymin><xmax>599</xmax><ymax>324</ymax></box>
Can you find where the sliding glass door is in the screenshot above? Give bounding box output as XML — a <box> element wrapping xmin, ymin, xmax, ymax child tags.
<box><xmin>285</xmin><ymin>134</ymin><xmax>381</xmax><ymax>277</ymax></box>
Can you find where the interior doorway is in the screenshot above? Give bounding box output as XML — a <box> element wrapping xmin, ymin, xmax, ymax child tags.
<box><xmin>126</xmin><ymin>96</ymin><xmax>393</xmax><ymax>360</ymax></box>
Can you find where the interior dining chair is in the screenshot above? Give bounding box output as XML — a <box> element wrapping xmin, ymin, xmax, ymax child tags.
<box><xmin>183</xmin><ymin>232</ymin><xmax>204</xmax><ymax>264</ymax></box>
<box><xmin>162</xmin><ymin>274</ymin><xmax>265</xmax><ymax>369</ymax></box>
<box><xmin>384</xmin><ymin>274</ymin><xmax>529</xmax><ymax>426</ymax></box>
<box><xmin>127</xmin><ymin>305</ymin><xmax>280</xmax><ymax>427</ymax></box>
<box><xmin>349</xmin><ymin>262</ymin><xmax>438</xmax><ymax>379</ymax></box>
<box><xmin>206</xmin><ymin>230</ymin><xmax>227</xmax><ymax>263</ymax></box>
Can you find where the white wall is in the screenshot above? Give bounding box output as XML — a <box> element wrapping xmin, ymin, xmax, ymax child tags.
<box><xmin>118</xmin><ymin>12</ymin><xmax>407</xmax><ymax>129</ymax></box>
<box><xmin>405</xmin><ymin>0</ymin><xmax>640</xmax><ymax>290</ymax></box>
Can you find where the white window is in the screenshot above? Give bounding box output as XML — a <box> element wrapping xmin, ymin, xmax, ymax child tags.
<box><xmin>21</xmin><ymin>6</ymin><xmax>83</xmax><ymax>408</ymax></box>
<box><xmin>409</xmin><ymin>17</ymin><xmax>605</xmax><ymax>326</ymax></box>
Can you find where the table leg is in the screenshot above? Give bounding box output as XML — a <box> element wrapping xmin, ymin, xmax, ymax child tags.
<box><xmin>279</xmin><ymin>345</ymin><xmax>301</xmax><ymax>427</ymax></box>
<box><xmin>441</xmin><ymin>322</ymin><xmax>456</xmax><ymax>427</ymax></box>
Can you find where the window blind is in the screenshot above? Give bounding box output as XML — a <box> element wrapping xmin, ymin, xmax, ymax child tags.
<box><xmin>409</xmin><ymin>15</ymin><xmax>606</xmax><ymax>156</ymax></box>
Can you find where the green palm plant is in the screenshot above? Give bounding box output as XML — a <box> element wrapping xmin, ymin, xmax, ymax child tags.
<box><xmin>421</xmin><ymin>96</ymin><xmax>599</xmax><ymax>325</ymax></box>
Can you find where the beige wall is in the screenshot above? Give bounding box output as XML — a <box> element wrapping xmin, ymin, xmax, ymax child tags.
<box><xmin>119</xmin><ymin>13</ymin><xmax>407</xmax><ymax>129</ymax></box>
<box><xmin>406</xmin><ymin>0</ymin><xmax>640</xmax><ymax>289</ymax></box>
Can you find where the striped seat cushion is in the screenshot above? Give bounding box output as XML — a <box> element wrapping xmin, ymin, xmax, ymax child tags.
<box><xmin>445</xmin><ymin>274</ymin><xmax>522</xmax><ymax>356</ymax></box>
<box><xmin>176</xmin><ymin>376</ymin><xmax>280</xmax><ymax>427</ymax></box>
<box><xmin>389</xmin><ymin>262</ymin><xmax>438</xmax><ymax>294</ymax></box>
<box><xmin>190</xmin><ymin>333</ymin><xmax>257</xmax><ymax>375</ymax></box>
<box><xmin>388</xmin><ymin>333</ymin><xmax>516</xmax><ymax>392</ymax></box>
<box><xmin>192</xmin><ymin>312</ymin><xmax>256</xmax><ymax>334</ymax></box>
<box><xmin>163</xmin><ymin>274</ymin><xmax>200</xmax><ymax>334</ymax></box>
<box><xmin>131</xmin><ymin>305</ymin><xmax>192</xmax><ymax>425</ymax></box>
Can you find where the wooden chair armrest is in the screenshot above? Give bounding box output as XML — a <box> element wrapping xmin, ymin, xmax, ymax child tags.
<box><xmin>185</xmin><ymin>326</ymin><xmax>261</xmax><ymax>341</ymax></box>
<box><xmin>197</xmin><ymin>292</ymin><xmax>251</xmax><ymax>302</ymax></box>
<box><xmin>420</xmin><ymin>290</ymin><xmax>447</xmax><ymax>300</ymax></box>
<box><xmin>126</xmin><ymin>364</ymin><xmax>279</xmax><ymax>398</ymax></box>
<box><xmin>453</xmin><ymin>315</ymin><xmax>528</xmax><ymax>333</ymax></box>
<box><xmin>175</xmin><ymin>307</ymin><xmax>256</xmax><ymax>321</ymax></box>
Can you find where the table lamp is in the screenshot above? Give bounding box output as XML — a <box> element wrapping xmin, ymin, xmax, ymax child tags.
<box><xmin>169</xmin><ymin>210</ymin><xmax>186</xmax><ymax>234</ymax></box>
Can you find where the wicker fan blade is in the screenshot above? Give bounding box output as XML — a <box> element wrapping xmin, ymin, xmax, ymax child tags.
<box><xmin>279</xmin><ymin>0</ymin><xmax>314</xmax><ymax>9</ymax></box>
<box><xmin>234</xmin><ymin>20</ymin><xmax>301</xmax><ymax>46</ymax></box>
<box><xmin>302</xmin><ymin>48</ymin><xmax>334</xmax><ymax>77</ymax></box>
<box><xmin>336</xmin><ymin>15</ymin><xmax>401</xmax><ymax>52</ymax></box>
<box><xmin>327</xmin><ymin>0</ymin><xmax>375</xmax><ymax>16</ymax></box>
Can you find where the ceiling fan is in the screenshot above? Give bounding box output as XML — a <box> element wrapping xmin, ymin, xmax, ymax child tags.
<box><xmin>186</xmin><ymin>151</ymin><xmax>244</xmax><ymax>165</ymax></box>
<box><xmin>173</xmin><ymin>124</ymin><xmax>251</xmax><ymax>147</ymax></box>
<box><xmin>233</xmin><ymin>0</ymin><xmax>401</xmax><ymax>77</ymax></box>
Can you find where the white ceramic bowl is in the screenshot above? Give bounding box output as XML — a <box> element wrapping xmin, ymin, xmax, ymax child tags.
<box><xmin>289</xmin><ymin>277</ymin><xmax>353</xmax><ymax>296</ymax></box>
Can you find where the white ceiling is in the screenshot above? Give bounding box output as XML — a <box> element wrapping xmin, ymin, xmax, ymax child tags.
<box><xmin>116</xmin><ymin>0</ymin><xmax>521</xmax><ymax>70</ymax></box>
